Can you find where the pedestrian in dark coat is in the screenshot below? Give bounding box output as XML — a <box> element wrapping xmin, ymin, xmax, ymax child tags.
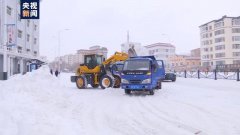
<box><xmin>55</xmin><ymin>70</ymin><xmax>59</xmax><ymax>77</ymax></box>
<box><xmin>50</xmin><ymin>69</ymin><xmax>53</xmax><ymax>75</ymax></box>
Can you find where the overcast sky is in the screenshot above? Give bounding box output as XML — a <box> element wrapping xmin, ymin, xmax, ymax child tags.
<box><xmin>40</xmin><ymin>0</ymin><xmax>240</xmax><ymax>61</ymax></box>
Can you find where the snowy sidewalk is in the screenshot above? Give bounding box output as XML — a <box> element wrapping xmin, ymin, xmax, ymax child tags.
<box><xmin>0</xmin><ymin>67</ymin><xmax>240</xmax><ymax>135</ymax></box>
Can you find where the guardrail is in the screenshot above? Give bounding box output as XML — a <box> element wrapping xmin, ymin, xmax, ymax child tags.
<box><xmin>175</xmin><ymin>69</ymin><xmax>240</xmax><ymax>81</ymax></box>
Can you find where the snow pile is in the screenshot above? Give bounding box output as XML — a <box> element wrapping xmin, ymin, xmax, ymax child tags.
<box><xmin>0</xmin><ymin>66</ymin><xmax>78</xmax><ymax>135</ymax></box>
<box><xmin>0</xmin><ymin>66</ymin><xmax>240</xmax><ymax>135</ymax></box>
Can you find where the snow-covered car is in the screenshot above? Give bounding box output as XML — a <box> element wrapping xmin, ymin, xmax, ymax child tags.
<box><xmin>164</xmin><ymin>72</ymin><xmax>176</xmax><ymax>82</ymax></box>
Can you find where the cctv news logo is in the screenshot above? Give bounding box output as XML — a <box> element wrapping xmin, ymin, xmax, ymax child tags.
<box><xmin>20</xmin><ymin>0</ymin><xmax>40</xmax><ymax>19</ymax></box>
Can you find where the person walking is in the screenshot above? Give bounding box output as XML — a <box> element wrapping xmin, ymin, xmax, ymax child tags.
<box><xmin>55</xmin><ymin>70</ymin><xmax>59</xmax><ymax>77</ymax></box>
<box><xmin>50</xmin><ymin>69</ymin><xmax>53</xmax><ymax>75</ymax></box>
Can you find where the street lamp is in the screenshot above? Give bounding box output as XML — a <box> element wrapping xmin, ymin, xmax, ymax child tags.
<box><xmin>58</xmin><ymin>29</ymin><xmax>70</xmax><ymax>71</ymax></box>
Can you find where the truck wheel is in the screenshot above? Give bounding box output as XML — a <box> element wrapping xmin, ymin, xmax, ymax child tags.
<box><xmin>172</xmin><ymin>78</ymin><xmax>176</xmax><ymax>82</ymax></box>
<box><xmin>113</xmin><ymin>76</ymin><xmax>121</xmax><ymax>88</ymax></box>
<box><xmin>149</xmin><ymin>90</ymin><xmax>154</xmax><ymax>95</ymax></box>
<box><xmin>156</xmin><ymin>80</ymin><xmax>162</xmax><ymax>90</ymax></box>
<box><xmin>159</xmin><ymin>81</ymin><xmax>162</xmax><ymax>89</ymax></box>
<box><xmin>100</xmin><ymin>75</ymin><xmax>114</xmax><ymax>89</ymax></box>
<box><xmin>125</xmin><ymin>89</ymin><xmax>131</xmax><ymax>95</ymax></box>
<box><xmin>76</xmin><ymin>76</ymin><xmax>86</xmax><ymax>89</ymax></box>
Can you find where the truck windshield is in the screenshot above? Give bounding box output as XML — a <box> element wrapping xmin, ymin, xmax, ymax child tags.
<box><xmin>123</xmin><ymin>60</ymin><xmax>150</xmax><ymax>71</ymax></box>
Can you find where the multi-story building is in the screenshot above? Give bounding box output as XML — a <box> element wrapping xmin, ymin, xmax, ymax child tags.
<box><xmin>199</xmin><ymin>16</ymin><xmax>240</xmax><ymax>68</ymax></box>
<box><xmin>121</xmin><ymin>42</ymin><xmax>148</xmax><ymax>56</ymax></box>
<box><xmin>168</xmin><ymin>55</ymin><xmax>201</xmax><ymax>71</ymax></box>
<box><xmin>144</xmin><ymin>43</ymin><xmax>176</xmax><ymax>68</ymax></box>
<box><xmin>77</xmin><ymin>45</ymin><xmax>108</xmax><ymax>63</ymax></box>
<box><xmin>0</xmin><ymin>0</ymin><xmax>40</xmax><ymax>80</ymax></box>
<box><xmin>191</xmin><ymin>48</ymin><xmax>201</xmax><ymax>57</ymax></box>
<box><xmin>53</xmin><ymin>46</ymin><xmax>108</xmax><ymax>71</ymax></box>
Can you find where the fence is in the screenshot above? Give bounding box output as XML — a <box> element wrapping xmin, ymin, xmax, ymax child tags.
<box><xmin>175</xmin><ymin>69</ymin><xmax>240</xmax><ymax>81</ymax></box>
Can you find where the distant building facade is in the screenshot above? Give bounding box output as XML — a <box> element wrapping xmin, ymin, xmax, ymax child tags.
<box><xmin>121</xmin><ymin>42</ymin><xmax>148</xmax><ymax>56</ymax></box>
<box><xmin>199</xmin><ymin>16</ymin><xmax>240</xmax><ymax>68</ymax></box>
<box><xmin>191</xmin><ymin>48</ymin><xmax>201</xmax><ymax>57</ymax></box>
<box><xmin>53</xmin><ymin>46</ymin><xmax>108</xmax><ymax>71</ymax></box>
<box><xmin>145</xmin><ymin>43</ymin><xmax>176</xmax><ymax>68</ymax></box>
<box><xmin>0</xmin><ymin>0</ymin><xmax>40</xmax><ymax>80</ymax></box>
<box><xmin>168</xmin><ymin>55</ymin><xmax>201</xmax><ymax>71</ymax></box>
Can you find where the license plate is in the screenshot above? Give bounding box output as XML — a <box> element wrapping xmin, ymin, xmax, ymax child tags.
<box><xmin>130</xmin><ymin>85</ymin><xmax>140</xmax><ymax>89</ymax></box>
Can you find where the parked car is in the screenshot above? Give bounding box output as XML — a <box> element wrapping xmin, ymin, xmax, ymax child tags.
<box><xmin>164</xmin><ymin>72</ymin><xmax>176</xmax><ymax>82</ymax></box>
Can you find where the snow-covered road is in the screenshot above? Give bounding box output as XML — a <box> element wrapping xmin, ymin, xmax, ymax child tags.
<box><xmin>0</xmin><ymin>66</ymin><xmax>240</xmax><ymax>135</ymax></box>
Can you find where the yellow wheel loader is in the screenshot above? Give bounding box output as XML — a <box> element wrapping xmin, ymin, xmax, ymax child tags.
<box><xmin>70</xmin><ymin>52</ymin><xmax>128</xmax><ymax>89</ymax></box>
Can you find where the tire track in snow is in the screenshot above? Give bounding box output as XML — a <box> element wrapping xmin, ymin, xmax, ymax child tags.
<box><xmin>137</xmin><ymin>97</ymin><xmax>207</xmax><ymax>135</ymax></box>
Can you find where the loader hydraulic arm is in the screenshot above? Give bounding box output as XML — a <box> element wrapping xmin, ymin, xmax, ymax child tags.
<box><xmin>102</xmin><ymin>52</ymin><xmax>128</xmax><ymax>66</ymax></box>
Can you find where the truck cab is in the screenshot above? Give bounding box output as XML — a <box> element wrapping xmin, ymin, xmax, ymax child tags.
<box><xmin>121</xmin><ymin>56</ymin><xmax>165</xmax><ymax>95</ymax></box>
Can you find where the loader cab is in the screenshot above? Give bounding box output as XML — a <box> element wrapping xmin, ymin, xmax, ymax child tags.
<box><xmin>84</xmin><ymin>54</ymin><xmax>104</xmax><ymax>69</ymax></box>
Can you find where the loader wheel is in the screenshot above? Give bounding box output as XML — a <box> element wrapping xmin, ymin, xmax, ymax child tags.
<box><xmin>76</xmin><ymin>76</ymin><xmax>86</xmax><ymax>89</ymax></box>
<box><xmin>100</xmin><ymin>75</ymin><xmax>113</xmax><ymax>89</ymax></box>
<box><xmin>113</xmin><ymin>76</ymin><xmax>121</xmax><ymax>88</ymax></box>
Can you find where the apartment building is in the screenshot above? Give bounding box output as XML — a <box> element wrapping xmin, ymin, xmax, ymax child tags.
<box><xmin>191</xmin><ymin>48</ymin><xmax>201</xmax><ymax>57</ymax></box>
<box><xmin>199</xmin><ymin>16</ymin><xmax>240</xmax><ymax>68</ymax></box>
<box><xmin>0</xmin><ymin>0</ymin><xmax>40</xmax><ymax>80</ymax></box>
<box><xmin>53</xmin><ymin>46</ymin><xmax>108</xmax><ymax>71</ymax></box>
<box><xmin>168</xmin><ymin>55</ymin><xmax>201</xmax><ymax>71</ymax></box>
<box><xmin>145</xmin><ymin>43</ymin><xmax>176</xmax><ymax>68</ymax></box>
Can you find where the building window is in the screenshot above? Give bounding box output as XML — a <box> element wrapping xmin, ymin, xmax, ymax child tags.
<box><xmin>232</xmin><ymin>36</ymin><xmax>240</xmax><ymax>42</ymax></box>
<box><xmin>201</xmin><ymin>25</ymin><xmax>208</xmax><ymax>33</ymax></box>
<box><xmin>214</xmin><ymin>29</ymin><xmax>224</xmax><ymax>36</ymax></box>
<box><xmin>7</xmin><ymin>6</ymin><xmax>12</xmax><ymax>15</ymax></box>
<box><xmin>210</xmin><ymin>47</ymin><xmax>213</xmax><ymax>51</ymax></box>
<box><xmin>201</xmin><ymin>33</ymin><xmax>208</xmax><ymax>38</ymax></box>
<box><xmin>214</xmin><ymin>21</ymin><xmax>224</xmax><ymax>28</ymax></box>
<box><xmin>27</xmin><ymin>34</ymin><xmax>30</xmax><ymax>42</ymax></box>
<box><xmin>215</xmin><ymin>53</ymin><xmax>225</xmax><ymax>58</ymax></box>
<box><xmin>232</xmin><ymin>19</ymin><xmax>240</xmax><ymax>26</ymax></box>
<box><xmin>203</xmin><ymin>62</ymin><xmax>210</xmax><ymax>66</ymax></box>
<box><xmin>202</xmin><ymin>55</ymin><xmax>209</xmax><ymax>59</ymax></box>
<box><xmin>203</xmin><ymin>48</ymin><xmax>208</xmax><ymax>52</ymax></box>
<box><xmin>233</xmin><ymin>60</ymin><xmax>240</xmax><ymax>64</ymax></box>
<box><xmin>27</xmin><ymin>20</ymin><xmax>30</xmax><ymax>27</ymax></box>
<box><xmin>233</xmin><ymin>52</ymin><xmax>240</xmax><ymax>57</ymax></box>
<box><xmin>34</xmin><ymin>25</ymin><xmax>37</xmax><ymax>31</ymax></box>
<box><xmin>209</xmin><ymin>33</ymin><xmax>212</xmax><ymax>37</ymax></box>
<box><xmin>18</xmin><ymin>30</ymin><xmax>22</xmax><ymax>38</ymax></box>
<box><xmin>34</xmin><ymin>38</ymin><xmax>37</xmax><ymax>44</ymax></box>
<box><xmin>209</xmin><ymin>26</ymin><xmax>212</xmax><ymax>30</ymax></box>
<box><xmin>215</xmin><ymin>45</ymin><xmax>225</xmax><ymax>50</ymax></box>
<box><xmin>215</xmin><ymin>37</ymin><xmax>225</xmax><ymax>43</ymax></box>
<box><xmin>232</xmin><ymin>28</ymin><xmax>240</xmax><ymax>33</ymax></box>
<box><xmin>216</xmin><ymin>61</ymin><xmax>225</xmax><ymax>65</ymax></box>
<box><xmin>18</xmin><ymin>14</ymin><xmax>21</xmax><ymax>21</ymax></box>
<box><xmin>233</xmin><ymin>44</ymin><xmax>240</xmax><ymax>49</ymax></box>
<box><xmin>202</xmin><ymin>40</ymin><xmax>209</xmax><ymax>45</ymax></box>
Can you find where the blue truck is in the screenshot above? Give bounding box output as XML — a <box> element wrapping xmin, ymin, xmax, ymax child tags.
<box><xmin>121</xmin><ymin>56</ymin><xmax>165</xmax><ymax>95</ymax></box>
